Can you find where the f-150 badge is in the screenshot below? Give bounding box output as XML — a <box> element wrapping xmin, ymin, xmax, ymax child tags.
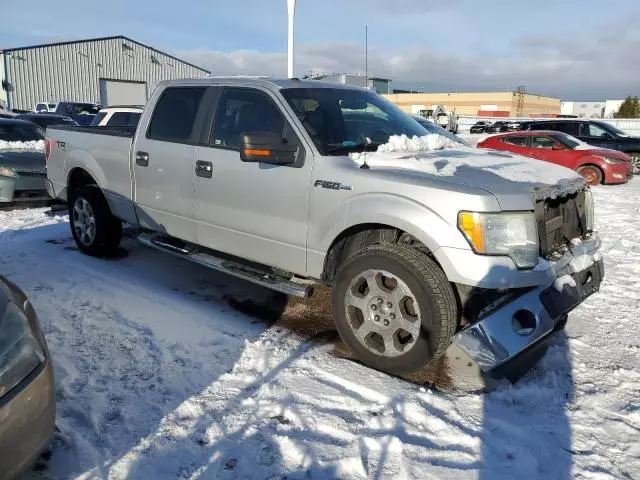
<box><xmin>314</xmin><ymin>180</ymin><xmax>352</xmax><ymax>191</ymax></box>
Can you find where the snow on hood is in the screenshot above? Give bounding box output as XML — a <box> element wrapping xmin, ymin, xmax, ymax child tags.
<box><xmin>350</xmin><ymin>134</ymin><xmax>585</xmax><ymax>200</ymax></box>
<box><xmin>0</xmin><ymin>140</ymin><xmax>45</xmax><ymax>151</ymax></box>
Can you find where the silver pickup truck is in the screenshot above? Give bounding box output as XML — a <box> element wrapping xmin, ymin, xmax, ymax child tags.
<box><xmin>46</xmin><ymin>77</ymin><xmax>603</xmax><ymax>380</ymax></box>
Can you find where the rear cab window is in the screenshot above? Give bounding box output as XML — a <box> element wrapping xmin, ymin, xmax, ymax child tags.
<box><xmin>147</xmin><ymin>87</ymin><xmax>206</xmax><ymax>143</ymax></box>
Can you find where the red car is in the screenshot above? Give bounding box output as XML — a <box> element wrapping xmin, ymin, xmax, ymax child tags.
<box><xmin>477</xmin><ymin>130</ymin><xmax>633</xmax><ymax>185</ymax></box>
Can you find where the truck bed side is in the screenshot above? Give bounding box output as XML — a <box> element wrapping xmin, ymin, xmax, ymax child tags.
<box><xmin>46</xmin><ymin>126</ymin><xmax>138</xmax><ymax>224</ymax></box>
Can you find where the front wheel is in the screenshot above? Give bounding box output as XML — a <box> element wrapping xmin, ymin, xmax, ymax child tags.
<box><xmin>69</xmin><ymin>186</ymin><xmax>122</xmax><ymax>257</ymax></box>
<box><xmin>577</xmin><ymin>165</ymin><xmax>603</xmax><ymax>186</ymax></box>
<box><xmin>331</xmin><ymin>244</ymin><xmax>458</xmax><ymax>374</ymax></box>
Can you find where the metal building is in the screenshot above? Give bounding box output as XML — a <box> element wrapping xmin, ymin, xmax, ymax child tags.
<box><xmin>0</xmin><ymin>36</ymin><xmax>210</xmax><ymax>110</ymax></box>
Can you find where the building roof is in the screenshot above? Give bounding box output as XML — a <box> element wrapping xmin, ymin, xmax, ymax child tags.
<box><xmin>157</xmin><ymin>76</ymin><xmax>371</xmax><ymax>91</ymax></box>
<box><xmin>0</xmin><ymin>35</ymin><xmax>210</xmax><ymax>74</ymax></box>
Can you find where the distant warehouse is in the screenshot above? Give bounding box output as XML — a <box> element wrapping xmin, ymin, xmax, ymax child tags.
<box><xmin>0</xmin><ymin>35</ymin><xmax>210</xmax><ymax>110</ymax></box>
<box><xmin>383</xmin><ymin>91</ymin><xmax>561</xmax><ymax>118</ymax></box>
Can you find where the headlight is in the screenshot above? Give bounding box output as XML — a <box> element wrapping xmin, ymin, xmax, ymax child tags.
<box><xmin>598</xmin><ymin>156</ymin><xmax>627</xmax><ymax>164</ymax></box>
<box><xmin>584</xmin><ymin>189</ymin><xmax>594</xmax><ymax>232</ymax></box>
<box><xmin>0</xmin><ymin>301</ymin><xmax>45</xmax><ymax>398</ymax></box>
<box><xmin>0</xmin><ymin>166</ymin><xmax>18</xmax><ymax>178</ymax></box>
<box><xmin>458</xmin><ymin>211</ymin><xmax>539</xmax><ymax>269</ymax></box>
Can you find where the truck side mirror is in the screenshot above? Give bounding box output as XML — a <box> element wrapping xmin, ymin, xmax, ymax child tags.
<box><xmin>240</xmin><ymin>132</ymin><xmax>297</xmax><ymax>165</ymax></box>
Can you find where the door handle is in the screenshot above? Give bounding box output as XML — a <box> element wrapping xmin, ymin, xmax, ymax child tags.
<box><xmin>136</xmin><ymin>151</ymin><xmax>149</xmax><ymax>167</ymax></box>
<box><xmin>196</xmin><ymin>160</ymin><xmax>213</xmax><ymax>179</ymax></box>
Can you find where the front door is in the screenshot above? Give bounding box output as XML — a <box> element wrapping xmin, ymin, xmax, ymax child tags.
<box><xmin>133</xmin><ymin>86</ymin><xmax>207</xmax><ymax>242</ymax></box>
<box><xmin>193</xmin><ymin>87</ymin><xmax>313</xmax><ymax>275</ymax></box>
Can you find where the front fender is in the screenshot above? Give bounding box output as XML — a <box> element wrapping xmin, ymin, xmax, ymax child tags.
<box><xmin>307</xmin><ymin>192</ymin><xmax>471</xmax><ymax>278</ymax></box>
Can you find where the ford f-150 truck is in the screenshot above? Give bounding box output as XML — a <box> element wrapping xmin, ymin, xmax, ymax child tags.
<box><xmin>46</xmin><ymin>78</ymin><xmax>603</xmax><ymax>380</ymax></box>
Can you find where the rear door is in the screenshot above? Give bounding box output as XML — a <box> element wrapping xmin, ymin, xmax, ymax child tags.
<box><xmin>133</xmin><ymin>86</ymin><xmax>207</xmax><ymax>242</ymax></box>
<box><xmin>192</xmin><ymin>86</ymin><xmax>313</xmax><ymax>274</ymax></box>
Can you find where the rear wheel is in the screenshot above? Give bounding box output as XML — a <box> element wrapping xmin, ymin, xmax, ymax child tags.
<box><xmin>331</xmin><ymin>244</ymin><xmax>458</xmax><ymax>374</ymax></box>
<box><xmin>577</xmin><ymin>165</ymin><xmax>603</xmax><ymax>186</ymax></box>
<box><xmin>69</xmin><ymin>186</ymin><xmax>122</xmax><ymax>256</ymax></box>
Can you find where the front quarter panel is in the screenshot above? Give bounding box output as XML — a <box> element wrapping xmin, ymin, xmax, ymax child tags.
<box><xmin>306</xmin><ymin>157</ymin><xmax>502</xmax><ymax>279</ymax></box>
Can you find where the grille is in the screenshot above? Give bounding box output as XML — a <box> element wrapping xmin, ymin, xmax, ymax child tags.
<box><xmin>535</xmin><ymin>191</ymin><xmax>587</xmax><ymax>258</ymax></box>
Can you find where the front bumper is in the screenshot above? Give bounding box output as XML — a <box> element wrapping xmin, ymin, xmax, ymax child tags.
<box><xmin>453</xmin><ymin>235</ymin><xmax>603</xmax><ymax>379</ymax></box>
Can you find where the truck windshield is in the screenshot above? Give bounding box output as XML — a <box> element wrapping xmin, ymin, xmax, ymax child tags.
<box><xmin>281</xmin><ymin>88</ymin><xmax>462</xmax><ymax>155</ymax></box>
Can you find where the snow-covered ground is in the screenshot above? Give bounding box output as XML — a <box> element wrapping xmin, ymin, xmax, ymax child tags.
<box><xmin>1</xmin><ymin>181</ymin><xmax>638</xmax><ymax>479</ymax></box>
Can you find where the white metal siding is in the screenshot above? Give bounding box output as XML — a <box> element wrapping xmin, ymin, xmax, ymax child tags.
<box><xmin>99</xmin><ymin>79</ymin><xmax>147</xmax><ymax>106</ymax></box>
<box><xmin>4</xmin><ymin>37</ymin><xmax>208</xmax><ymax>110</ymax></box>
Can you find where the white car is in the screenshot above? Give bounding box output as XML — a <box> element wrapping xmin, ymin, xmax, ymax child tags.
<box><xmin>90</xmin><ymin>106</ymin><xmax>143</xmax><ymax>127</ymax></box>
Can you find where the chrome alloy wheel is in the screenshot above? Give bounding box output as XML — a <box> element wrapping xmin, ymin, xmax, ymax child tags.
<box><xmin>344</xmin><ymin>269</ymin><xmax>421</xmax><ymax>358</ymax></box>
<box><xmin>73</xmin><ymin>198</ymin><xmax>96</xmax><ymax>246</ymax></box>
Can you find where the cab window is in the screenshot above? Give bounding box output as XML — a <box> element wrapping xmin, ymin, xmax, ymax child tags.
<box><xmin>147</xmin><ymin>87</ymin><xmax>206</xmax><ymax>142</ymax></box>
<box><xmin>210</xmin><ymin>88</ymin><xmax>297</xmax><ymax>149</ymax></box>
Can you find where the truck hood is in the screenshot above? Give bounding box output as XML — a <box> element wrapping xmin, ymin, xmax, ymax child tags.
<box><xmin>350</xmin><ymin>137</ymin><xmax>585</xmax><ymax>207</ymax></box>
<box><xmin>0</xmin><ymin>150</ymin><xmax>46</xmax><ymax>174</ymax></box>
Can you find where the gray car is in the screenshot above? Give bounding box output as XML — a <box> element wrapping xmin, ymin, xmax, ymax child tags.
<box><xmin>0</xmin><ymin>119</ymin><xmax>49</xmax><ymax>203</ymax></box>
<box><xmin>0</xmin><ymin>275</ymin><xmax>55</xmax><ymax>479</ymax></box>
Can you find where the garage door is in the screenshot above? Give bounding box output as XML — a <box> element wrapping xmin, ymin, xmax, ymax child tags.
<box><xmin>99</xmin><ymin>80</ymin><xmax>147</xmax><ymax>106</ymax></box>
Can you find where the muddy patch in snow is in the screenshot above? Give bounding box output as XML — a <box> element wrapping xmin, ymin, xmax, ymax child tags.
<box><xmin>222</xmin><ymin>286</ymin><xmax>485</xmax><ymax>392</ymax></box>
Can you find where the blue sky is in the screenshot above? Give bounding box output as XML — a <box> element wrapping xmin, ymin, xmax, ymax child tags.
<box><xmin>2</xmin><ymin>0</ymin><xmax>640</xmax><ymax>99</ymax></box>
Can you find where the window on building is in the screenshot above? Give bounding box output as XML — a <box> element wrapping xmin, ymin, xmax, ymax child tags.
<box><xmin>147</xmin><ymin>87</ymin><xmax>206</xmax><ymax>142</ymax></box>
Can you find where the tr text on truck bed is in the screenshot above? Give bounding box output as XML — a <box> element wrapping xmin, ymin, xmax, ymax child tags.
<box><xmin>45</xmin><ymin>77</ymin><xmax>603</xmax><ymax>381</ymax></box>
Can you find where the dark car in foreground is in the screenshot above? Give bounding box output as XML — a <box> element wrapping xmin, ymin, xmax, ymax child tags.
<box><xmin>17</xmin><ymin>113</ymin><xmax>77</xmax><ymax>131</ymax></box>
<box><xmin>521</xmin><ymin>119</ymin><xmax>640</xmax><ymax>171</ymax></box>
<box><xmin>469</xmin><ymin>120</ymin><xmax>492</xmax><ymax>133</ymax></box>
<box><xmin>0</xmin><ymin>275</ymin><xmax>55</xmax><ymax>479</ymax></box>
<box><xmin>0</xmin><ymin>119</ymin><xmax>48</xmax><ymax>203</ymax></box>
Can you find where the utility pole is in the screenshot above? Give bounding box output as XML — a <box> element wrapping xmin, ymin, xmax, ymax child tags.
<box><xmin>365</xmin><ymin>25</ymin><xmax>368</xmax><ymax>90</ymax></box>
<box><xmin>287</xmin><ymin>0</ymin><xmax>296</xmax><ymax>78</ymax></box>
<box><xmin>514</xmin><ymin>85</ymin><xmax>526</xmax><ymax>117</ymax></box>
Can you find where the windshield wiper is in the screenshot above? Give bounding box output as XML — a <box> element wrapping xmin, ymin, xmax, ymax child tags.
<box><xmin>324</xmin><ymin>141</ymin><xmax>380</xmax><ymax>155</ymax></box>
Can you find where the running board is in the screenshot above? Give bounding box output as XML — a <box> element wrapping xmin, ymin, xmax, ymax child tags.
<box><xmin>138</xmin><ymin>233</ymin><xmax>313</xmax><ymax>298</ymax></box>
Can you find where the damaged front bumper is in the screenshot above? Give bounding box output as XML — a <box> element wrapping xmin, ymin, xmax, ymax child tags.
<box><xmin>453</xmin><ymin>235</ymin><xmax>603</xmax><ymax>380</ymax></box>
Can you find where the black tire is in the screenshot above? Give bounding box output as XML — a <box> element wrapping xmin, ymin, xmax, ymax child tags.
<box><xmin>331</xmin><ymin>243</ymin><xmax>458</xmax><ymax>374</ymax></box>
<box><xmin>69</xmin><ymin>186</ymin><xmax>122</xmax><ymax>257</ymax></box>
